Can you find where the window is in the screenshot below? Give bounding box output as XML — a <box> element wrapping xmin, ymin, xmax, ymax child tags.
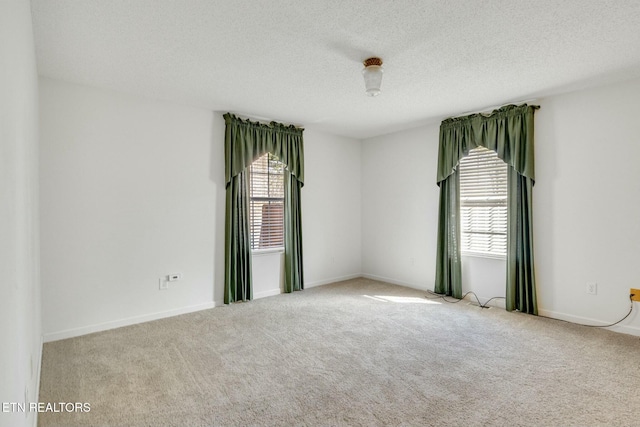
<box><xmin>459</xmin><ymin>146</ymin><xmax>507</xmax><ymax>258</ymax></box>
<box><xmin>249</xmin><ymin>153</ymin><xmax>285</xmax><ymax>250</ymax></box>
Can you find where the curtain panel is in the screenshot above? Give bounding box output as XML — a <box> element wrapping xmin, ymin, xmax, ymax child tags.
<box><xmin>284</xmin><ymin>170</ymin><xmax>304</xmax><ymax>293</ymax></box>
<box><xmin>435</xmin><ymin>104</ymin><xmax>539</xmax><ymax>314</ymax></box>
<box><xmin>223</xmin><ymin>113</ymin><xmax>305</xmax><ymax>303</ymax></box>
<box><xmin>224</xmin><ymin>171</ymin><xmax>252</xmax><ymax>303</ymax></box>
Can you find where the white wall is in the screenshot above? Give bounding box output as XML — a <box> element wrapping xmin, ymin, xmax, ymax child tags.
<box><xmin>361</xmin><ymin>119</ymin><xmax>505</xmax><ymax>302</ymax></box>
<box><xmin>361</xmin><ymin>77</ymin><xmax>640</xmax><ymax>335</ymax></box>
<box><xmin>251</xmin><ymin>251</ymin><xmax>284</xmax><ymax>299</ymax></box>
<box><xmin>39</xmin><ymin>79</ymin><xmax>222</xmax><ymax>340</ymax></box>
<box><xmin>535</xmin><ymin>78</ymin><xmax>640</xmax><ymax>334</ymax></box>
<box><xmin>0</xmin><ymin>1</ymin><xmax>42</xmax><ymax>427</ymax></box>
<box><xmin>461</xmin><ymin>256</ymin><xmax>505</xmax><ymax>306</ymax></box>
<box><xmin>38</xmin><ymin>56</ymin><xmax>640</xmax><ymax>343</ymax></box>
<box><xmin>302</xmin><ymin>129</ymin><xmax>362</xmax><ymax>286</ymax></box>
<box><xmin>361</xmin><ymin>124</ymin><xmax>440</xmax><ymax>289</ymax></box>
<box><xmin>39</xmin><ymin>81</ymin><xmax>363</xmax><ymax>336</ymax></box>
<box><xmin>251</xmin><ymin>129</ymin><xmax>363</xmax><ymax>297</ymax></box>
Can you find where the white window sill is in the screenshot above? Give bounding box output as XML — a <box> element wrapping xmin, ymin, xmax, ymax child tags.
<box><xmin>461</xmin><ymin>252</ymin><xmax>506</xmax><ymax>261</ymax></box>
<box><xmin>252</xmin><ymin>248</ymin><xmax>284</xmax><ymax>256</ymax></box>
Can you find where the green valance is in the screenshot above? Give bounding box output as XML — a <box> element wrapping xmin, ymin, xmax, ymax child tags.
<box><xmin>436</xmin><ymin>104</ymin><xmax>539</xmax><ymax>185</ymax></box>
<box><xmin>223</xmin><ymin>113</ymin><xmax>304</xmax><ymax>186</ymax></box>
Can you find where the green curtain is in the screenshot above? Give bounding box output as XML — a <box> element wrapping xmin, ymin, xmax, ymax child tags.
<box><xmin>224</xmin><ymin>171</ymin><xmax>252</xmax><ymax>303</ymax></box>
<box><xmin>223</xmin><ymin>113</ymin><xmax>305</xmax><ymax>304</ymax></box>
<box><xmin>507</xmin><ymin>169</ymin><xmax>537</xmax><ymax>314</ymax></box>
<box><xmin>284</xmin><ymin>170</ymin><xmax>304</xmax><ymax>293</ymax></box>
<box><xmin>435</xmin><ymin>104</ymin><xmax>539</xmax><ymax>314</ymax></box>
<box><xmin>434</xmin><ymin>169</ymin><xmax>462</xmax><ymax>298</ymax></box>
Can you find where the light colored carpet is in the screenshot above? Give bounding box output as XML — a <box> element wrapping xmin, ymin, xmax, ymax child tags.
<box><xmin>39</xmin><ymin>278</ymin><xmax>640</xmax><ymax>427</ymax></box>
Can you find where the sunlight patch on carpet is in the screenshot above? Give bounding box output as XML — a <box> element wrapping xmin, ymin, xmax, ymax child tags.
<box><xmin>362</xmin><ymin>295</ymin><xmax>441</xmax><ymax>304</ymax></box>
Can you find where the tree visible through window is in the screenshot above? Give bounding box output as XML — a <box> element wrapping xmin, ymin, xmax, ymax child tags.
<box><xmin>459</xmin><ymin>146</ymin><xmax>507</xmax><ymax>258</ymax></box>
<box><xmin>249</xmin><ymin>153</ymin><xmax>285</xmax><ymax>250</ymax></box>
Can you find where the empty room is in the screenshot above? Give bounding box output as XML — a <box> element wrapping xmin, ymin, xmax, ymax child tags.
<box><xmin>3</xmin><ymin>0</ymin><xmax>640</xmax><ymax>426</ymax></box>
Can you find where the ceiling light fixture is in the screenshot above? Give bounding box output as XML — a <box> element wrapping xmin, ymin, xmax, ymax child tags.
<box><xmin>362</xmin><ymin>57</ymin><xmax>383</xmax><ymax>96</ymax></box>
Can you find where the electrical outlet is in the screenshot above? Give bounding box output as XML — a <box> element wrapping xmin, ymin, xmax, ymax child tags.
<box><xmin>631</xmin><ymin>288</ymin><xmax>640</xmax><ymax>302</ymax></box>
<box><xmin>159</xmin><ymin>278</ymin><xmax>169</xmax><ymax>290</ymax></box>
<box><xmin>168</xmin><ymin>273</ymin><xmax>182</xmax><ymax>282</ymax></box>
<box><xmin>586</xmin><ymin>282</ymin><xmax>597</xmax><ymax>295</ymax></box>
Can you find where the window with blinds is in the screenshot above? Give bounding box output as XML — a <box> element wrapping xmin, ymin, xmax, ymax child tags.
<box><xmin>459</xmin><ymin>146</ymin><xmax>507</xmax><ymax>258</ymax></box>
<box><xmin>249</xmin><ymin>153</ymin><xmax>285</xmax><ymax>250</ymax></box>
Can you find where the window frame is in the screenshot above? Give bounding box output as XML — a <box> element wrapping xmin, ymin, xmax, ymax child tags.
<box><xmin>248</xmin><ymin>153</ymin><xmax>285</xmax><ymax>252</ymax></box>
<box><xmin>458</xmin><ymin>146</ymin><xmax>508</xmax><ymax>260</ymax></box>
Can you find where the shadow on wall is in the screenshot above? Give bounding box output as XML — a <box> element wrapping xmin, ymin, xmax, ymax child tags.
<box><xmin>532</xmin><ymin>100</ymin><xmax>558</xmax><ymax>308</ymax></box>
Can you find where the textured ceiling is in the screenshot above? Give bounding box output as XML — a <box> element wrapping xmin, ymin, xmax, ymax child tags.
<box><xmin>31</xmin><ymin>0</ymin><xmax>640</xmax><ymax>139</ymax></box>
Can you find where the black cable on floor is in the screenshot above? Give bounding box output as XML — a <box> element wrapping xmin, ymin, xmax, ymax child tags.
<box><xmin>539</xmin><ymin>294</ymin><xmax>635</xmax><ymax>328</ymax></box>
<box><xmin>425</xmin><ymin>289</ymin><xmax>503</xmax><ymax>309</ymax></box>
<box><xmin>426</xmin><ymin>290</ymin><xmax>635</xmax><ymax>328</ymax></box>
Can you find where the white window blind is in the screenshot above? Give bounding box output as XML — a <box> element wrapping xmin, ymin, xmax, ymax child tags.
<box><xmin>459</xmin><ymin>146</ymin><xmax>507</xmax><ymax>258</ymax></box>
<box><xmin>249</xmin><ymin>153</ymin><xmax>285</xmax><ymax>250</ymax></box>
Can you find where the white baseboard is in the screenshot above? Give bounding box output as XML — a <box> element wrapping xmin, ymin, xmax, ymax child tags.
<box><xmin>362</xmin><ymin>274</ymin><xmax>640</xmax><ymax>336</ymax></box>
<box><xmin>254</xmin><ymin>288</ymin><xmax>282</xmax><ymax>300</ymax></box>
<box><xmin>610</xmin><ymin>324</ymin><xmax>640</xmax><ymax>336</ymax></box>
<box><xmin>43</xmin><ymin>302</ymin><xmax>215</xmax><ymax>342</ymax></box>
<box><xmin>459</xmin><ymin>293</ymin><xmax>507</xmax><ymax>309</ymax></box>
<box><xmin>538</xmin><ymin>308</ymin><xmax>640</xmax><ymax>336</ymax></box>
<box><xmin>361</xmin><ymin>273</ymin><xmax>429</xmax><ymax>292</ymax></box>
<box><xmin>213</xmin><ymin>289</ymin><xmax>283</xmax><ymax>306</ymax></box>
<box><xmin>213</xmin><ymin>274</ymin><xmax>363</xmax><ymax>306</ymax></box>
<box><xmin>305</xmin><ymin>273</ymin><xmax>363</xmax><ymax>288</ymax></box>
<box><xmin>359</xmin><ymin>274</ymin><xmax>507</xmax><ymax>307</ymax></box>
